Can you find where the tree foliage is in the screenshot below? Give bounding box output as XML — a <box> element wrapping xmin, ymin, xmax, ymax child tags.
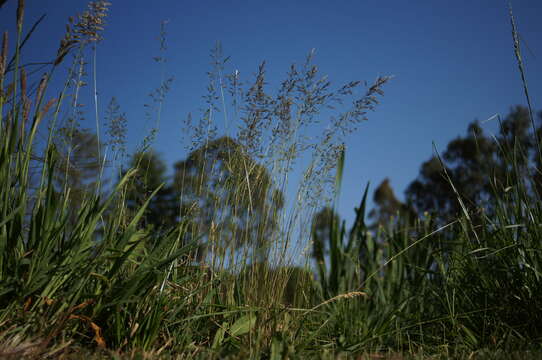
<box><xmin>123</xmin><ymin>149</ymin><xmax>177</xmax><ymax>231</ymax></box>
<box><xmin>406</xmin><ymin>105</ymin><xmax>542</xmax><ymax>222</ymax></box>
<box><xmin>311</xmin><ymin>206</ymin><xmax>340</xmax><ymax>263</ymax></box>
<box><xmin>53</xmin><ymin>127</ymin><xmax>104</xmax><ymax>194</ymax></box>
<box><xmin>368</xmin><ymin>178</ymin><xmax>414</xmax><ymax>229</ymax></box>
<box><xmin>173</xmin><ymin>136</ymin><xmax>284</xmax><ymax>256</ymax></box>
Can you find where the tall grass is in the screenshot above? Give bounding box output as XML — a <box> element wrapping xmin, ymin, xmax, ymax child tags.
<box><xmin>0</xmin><ymin>0</ymin><xmax>541</xmax><ymax>359</ymax></box>
<box><xmin>0</xmin><ymin>1</ymin><xmax>198</xmax><ymax>356</ymax></box>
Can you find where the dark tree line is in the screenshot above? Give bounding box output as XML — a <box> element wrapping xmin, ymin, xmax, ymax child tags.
<box><xmin>311</xmin><ymin>105</ymin><xmax>542</xmax><ymax>260</ymax></box>
<box><xmin>49</xmin><ymin>105</ymin><xmax>541</xmax><ymax>263</ymax></box>
<box><xmin>405</xmin><ymin>105</ymin><xmax>542</xmax><ymax>223</ymax></box>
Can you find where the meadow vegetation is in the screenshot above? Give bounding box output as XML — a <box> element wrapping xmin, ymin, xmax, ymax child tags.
<box><xmin>0</xmin><ymin>1</ymin><xmax>541</xmax><ymax>358</ymax></box>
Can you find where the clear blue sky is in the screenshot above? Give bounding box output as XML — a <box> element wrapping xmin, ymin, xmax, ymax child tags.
<box><xmin>1</xmin><ymin>0</ymin><xmax>541</xmax><ymax>227</ymax></box>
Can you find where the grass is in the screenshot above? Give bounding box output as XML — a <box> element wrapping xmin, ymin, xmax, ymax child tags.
<box><xmin>1</xmin><ymin>0</ymin><xmax>542</xmax><ymax>358</ymax></box>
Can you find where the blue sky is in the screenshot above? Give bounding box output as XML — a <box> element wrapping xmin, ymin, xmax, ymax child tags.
<box><xmin>1</xmin><ymin>0</ymin><xmax>541</xmax><ymax>227</ymax></box>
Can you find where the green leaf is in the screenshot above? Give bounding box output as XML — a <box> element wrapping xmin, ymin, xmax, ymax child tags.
<box><xmin>229</xmin><ymin>314</ymin><xmax>256</xmax><ymax>337</ymax></box>
<box><xmin>270</xmin><ymin>335</ymin><xmax>285</xmax><ymax>360</ymax></box>
<box><xmin>212</xmin><ymin>322</ymin><xmax>227</xmax><ymax>349</ymax></box>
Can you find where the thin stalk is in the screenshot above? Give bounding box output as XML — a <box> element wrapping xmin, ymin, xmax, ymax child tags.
<box><xmin>92</xmin><ymin>45</ymin><xmax>102</xmax><ymax>193</ymax></box>
<box><xmin>509</xmin><ymin>3</ymin><xmax>541</xmax><ymax>163</ymax></box>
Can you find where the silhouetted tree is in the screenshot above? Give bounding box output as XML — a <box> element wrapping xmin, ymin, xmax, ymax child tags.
<box><xmin>50</xmin><ymin>128</ymin><xmax>106</xmax><ymax>229</ymax></box>
<box><xmin>311</xmin><ymin>206</ymin><xmax>340</xmax><ymax>265</ymax></box>
<box><xmin>53</xmin><ymin>127</ymin><xmax>104</xmax><ymax>193</ymax></box>
<box><xmin>123</xmin><ymin>149</ymin><xmax>178</xmax><ymax>231</ymax></box>
<box><xmin>173</xmin><ymin>136</ymin><xmax>284</xmax><ymax>258</ymax></box>
<box><xmin>369</xmin><ymin>178</ymin><xmax>415</xmax><ymax>229</ymax></box>
<box><xmin>406</xmin><ymin>105</ymin><xmax>542</xmax><ymax>222</ymax></box>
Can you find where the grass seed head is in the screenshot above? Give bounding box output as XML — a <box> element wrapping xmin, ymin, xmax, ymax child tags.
<box><xmin>35</xmin><ymin>73</ymin><xmax>47</xmax><ymax>105</ymax></box>
<box><xmin>0</xmin><ymin>31</ymin><xmax>7</xmax><ymax>80</ymax></box>
<box><xmin>16</xmin><ymin>0</ymin><xmax>24</xmax><ymax>29</ymax></box>
<box><xmin>19</xmin><ymin>67</ymin><xmax>26</xmax><ymax>97</ymax></box>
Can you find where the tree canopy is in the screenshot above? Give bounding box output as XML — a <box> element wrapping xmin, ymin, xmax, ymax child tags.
<box><xmin>369</xmin><ymin>178</ymin><xmax>414</xmax><ymax>229</ymax></box>
<box><xmin>53</xmin><ymin>127</ymin><xmax>104</xmax><ymax>194</ymax></box>
<box><xmin>173</xmin><ymin>136</ymin><xmax>284</xmax><ymax>257</ymax></box>
<box><xmin>310</xmin><ymin>105</ymin><xmax>542</xmax><ymax>246</ymax></box>
<box><xmin>406</xmin><ymin>105</ymin><xmax>542</xmax><ymax>222</ymax></box>
<box><xmin>123</xmin><ymin>150</ymin><xmax>178</xmax><ymax>231</ymax></box>
<box><xmin>311</xmin><ymin>206</ymin><xmax>340</xmax><ymax>263</ymax></box>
